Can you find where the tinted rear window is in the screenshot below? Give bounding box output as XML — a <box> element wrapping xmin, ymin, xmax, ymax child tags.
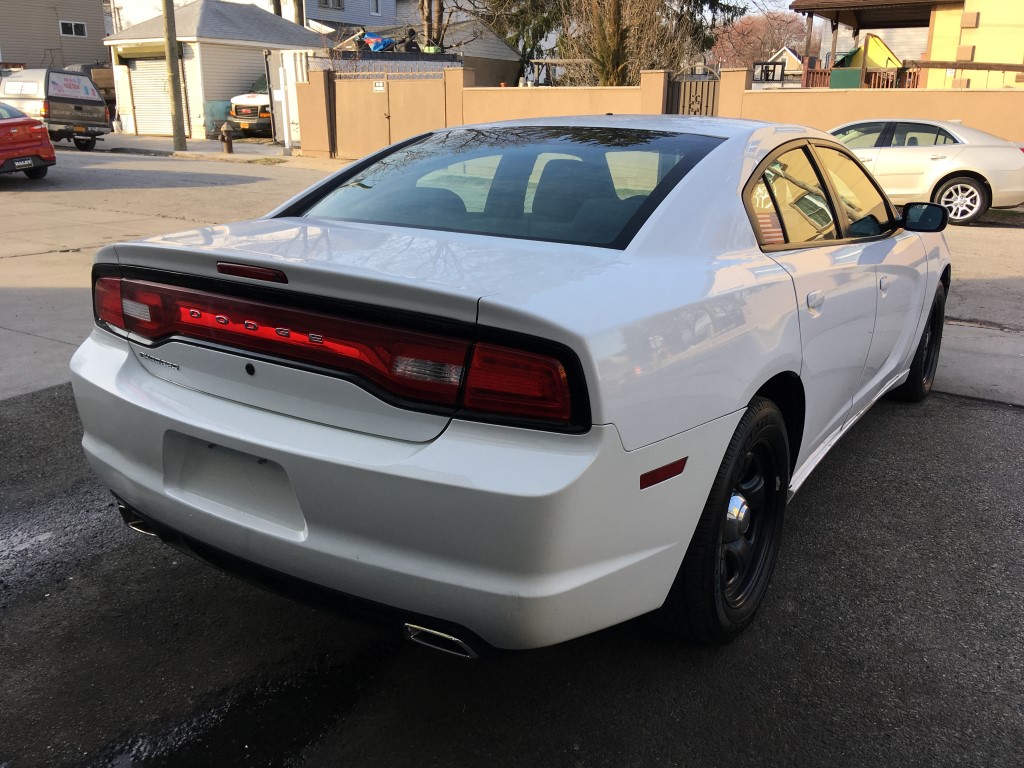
<box><xmin>0</xmin><ymin>102</ymin><xmax>27</xmax><ymax>119</ymax></box>
<box><xmin>301</xmin><ymin>127</ymin><xmax>723</xmax><ymax>248</ymax></box>
<box><xmin>47</xmin><ymin>72</ymin><xmax>104</xmax><ymax>101</ymax></box>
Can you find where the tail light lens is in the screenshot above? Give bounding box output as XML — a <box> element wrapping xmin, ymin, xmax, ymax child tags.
<box><xmin>40</xmin><ymin>100</ymin><xmax>49</xmax><ymax>118</ymax></box>
<box><xmin>104</xmin><ymin>105</ymin><xmax>110</xmax><ymax>122</ymax></box>
<box><xmin>463</xmin><ymin>344</ymin><xmax>571</xmax><ymax>421</ymax></box>
<box><xmin>92</xmin><ymin>277</ymin><xmax>581</xmax><ymax>427</ymax></box>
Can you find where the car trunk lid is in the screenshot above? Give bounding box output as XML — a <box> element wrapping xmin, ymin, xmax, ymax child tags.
<box><xmin>104</xmin><ymin>217</ymin><xmax>609</xmax><ymax>442</ymax></box>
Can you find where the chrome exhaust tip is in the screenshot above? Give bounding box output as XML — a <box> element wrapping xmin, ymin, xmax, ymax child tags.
<box><xmin>116</xmin><ymin>500</ymin><xmax>157</xmax><ymax>537</ymax></box>
<box><xmin>403</xmin><ymin>623</ymin><xmax>478</xmax><ymax>659</ymax></box>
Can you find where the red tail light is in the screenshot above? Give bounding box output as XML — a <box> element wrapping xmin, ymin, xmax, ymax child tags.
<box><xmin>40</xmin><ymin>100</ymin><xmax>49</xmax><ymax>118</ymax></box>
<box><xmin>104</xmin><ymin>105</ymin><xmax>110</xmax><ymax>122</ymax></box>
<box><xmin>463</xmin><ymin>344</ymin><xmax>571</xmax><ymax>421</ymax></box>
<box><xmin>95</xmin><ymin>277</ymin><xmax>124</xmax><ymax>329</ymax></box>
<box><xmin>91</xmin><ymin>277</ymin><xmax>581</xmax><ymax>426</ymax></box>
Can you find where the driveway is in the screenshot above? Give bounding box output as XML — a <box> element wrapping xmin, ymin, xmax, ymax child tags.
<box><xmin>1</xmin><ymin>151</ymin><xmax>1022</xmax><ymax>767</ymax></box>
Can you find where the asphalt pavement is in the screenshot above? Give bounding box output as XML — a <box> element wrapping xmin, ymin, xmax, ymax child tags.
<box><xmin>1</xmin><ymin>147</ymin><xmax>1023</xmax><ymax>768</ymax></box>
<box><xmin>2</xmin><ymin>386</ymin><xmax>1022</xmax><ymax>767</ymax></box>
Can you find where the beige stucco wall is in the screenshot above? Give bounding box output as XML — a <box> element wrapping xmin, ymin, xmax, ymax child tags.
<box><xmin>462</xmin><ymin>85</ymin><xmax>644</xmax><ymax>124</ymax></box>
<box><xmin>719</xmin><ymin>85</ymin><xmax>1024</xmax><ymax>143</ymax></box>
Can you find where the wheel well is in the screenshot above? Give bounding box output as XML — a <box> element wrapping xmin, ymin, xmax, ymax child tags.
<box><xmin>754</xmin><ymin>373</ymin><xmax>805</xmax><ymax>474</ymax></box>
<box><xmin>931</xmin><ymin>170</ymin><xmax>990</xmax><ymax>203</ymax></box>
<box><xmin>940</xmin><ymin>264</ymin><xmax>951</xmax><ymax>296</ymax></box>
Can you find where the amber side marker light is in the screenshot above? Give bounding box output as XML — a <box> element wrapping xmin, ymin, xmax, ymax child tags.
<box><xmin>217</xmin><ymin>262</ymin><xmax>288</xmax><ymax>283</ymax></box>
<box><xmin>639</xmin><ymin>457</ymin><xmax>688</xmax><ymax>490</ymax></box>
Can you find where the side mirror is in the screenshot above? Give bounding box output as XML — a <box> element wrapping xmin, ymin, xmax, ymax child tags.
<box><xmin>901</xmin><ymin>202</ymin><xmax>948</xmax><ymax>233</ymax></box>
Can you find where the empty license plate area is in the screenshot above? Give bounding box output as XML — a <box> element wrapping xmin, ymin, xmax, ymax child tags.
<box><xmin>163</xmin><ymin>431</ymin><xmax>306</xmax><ymax>539</ymax></box>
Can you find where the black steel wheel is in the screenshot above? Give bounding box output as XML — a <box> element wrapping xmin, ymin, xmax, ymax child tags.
<box><xmin>659</xmin><ymin>396</ymin><xmax>789</xmax><ymax>643</ymax></box>
<box><xmin>893</xmin><ymin>282</ymin><xmax>946</xmax><ymax>402</ymax></box>
<box><xmin>73</xmin><ymin>137</ymin><xmax>97</xmax><ymax>151</ymax></box>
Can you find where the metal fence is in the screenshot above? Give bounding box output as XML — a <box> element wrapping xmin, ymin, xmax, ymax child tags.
<box><xmin>308</xmin><ymin>53</ymin><xmax>461</xmax><ymax>80</ymax></box>
<box><xmin>667</xmin><ymin>76</ymin><xmax>720</xmax><ymax>116</ymax></box>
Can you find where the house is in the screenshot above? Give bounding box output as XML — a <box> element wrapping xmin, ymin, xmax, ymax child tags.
<box><xmin>332</xmin><ymin>18</ymin><xmax>520</xmax><ymax>86</ymax></box>
<box><xmin>1</xmin><ymin>0</ymin><xmax>108</xmax><ymax>69</ymax></box>
<box><xmin>790</xmin><ymin>0</ymin><xmax>1024</xmax><ymax>89</ymax></box>
<box><xmin>109</xmin><ymin>0</ymin><xmax>399</xmax><ymax>34</ymax></box>
<box><xmin>768</xmin><ymin>46</ymin><xmax>805</xmax><ymax>84</ymax></box>
<box><xmin>104</xmin><ymin>0</ymin><xmax>323</xmax><ymax>138</ymax></box>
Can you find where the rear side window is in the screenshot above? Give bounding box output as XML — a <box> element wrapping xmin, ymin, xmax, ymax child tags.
<box><xmin>2</xmin><ymin>80</ymin><xmax>40</xmax><ymax>96</ymax></box>
<box><xmin>833</xmin><ymin>122</ymin><xmax>886</xmax><ymax>149</ymax></box>
<box><xmin>301</xmin><ymin>127</ymin><xmax>723</xmax><ymax>248</ymax></box>
<box><xmin>890</xmin><ymin>122</ymin><xmax>959</xmax><ymax>147</ymax></box>
<box><xmin>757</xmin><ymin>147</ymin><xmax>837</xmax><ymax>244</ymax></box>
<box><xmin>815</xmin><ymin>146</ymin><xmax>893</xmax><ymax>238</ymax></box>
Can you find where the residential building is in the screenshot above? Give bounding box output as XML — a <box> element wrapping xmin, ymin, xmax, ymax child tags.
<box><xmin>0</xmin><ymin>0</ymin><xmax>108</xmax><ymax>68</ymax></box>
<box><xmin>105</xmin><ymin>0</ymin><xmax>321</xmax><ymax>138</ymax></box>
<box><xmin>792</xmin><ymin>0</ymin><xmax>1024</xmax><ymax>89</ymax></box>
<box><xmin>109</xmin><ymin>0</ymin><xmax>398</xmax><ymax>33</ymax></box>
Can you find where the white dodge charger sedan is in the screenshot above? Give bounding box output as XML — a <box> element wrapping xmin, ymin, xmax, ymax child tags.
<box><xmin>71</xmin><ymin>116</ymin><xmax>951</xmax><ymax>654</ymax></box>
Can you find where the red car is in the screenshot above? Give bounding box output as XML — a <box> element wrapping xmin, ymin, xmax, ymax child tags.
<box><xmin>0</xmin><ymin>101</ymin><xmax>55</xmax><ymax>179</ymax></box>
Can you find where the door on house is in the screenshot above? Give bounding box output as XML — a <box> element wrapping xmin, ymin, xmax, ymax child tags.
<box><xmin>127</xmin><ymin>57</ymin><xmax>191</xmax><ymax>137</ymax></box>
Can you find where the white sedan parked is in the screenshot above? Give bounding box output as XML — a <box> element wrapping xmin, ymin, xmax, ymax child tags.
<box><xmin>71</xmin><ymin>116</ymin><xmax>951</xmax><ymax>654</ymax></box>
<box><xmin>831</xmin><ymin>118</ymin><xmax>1024</xmax><ymax>225</ymax></box>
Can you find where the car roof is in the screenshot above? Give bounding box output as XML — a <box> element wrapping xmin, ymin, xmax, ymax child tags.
<box><xmin>448</xmin><ymin>114</ymin><xmax>831</xmax><ymax>143</ymax></box>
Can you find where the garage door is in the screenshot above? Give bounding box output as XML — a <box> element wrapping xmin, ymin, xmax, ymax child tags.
<box><xmin>128</xmin><ymin>58</ymin><xmax>191</xmax><ymax>137</ymax></box>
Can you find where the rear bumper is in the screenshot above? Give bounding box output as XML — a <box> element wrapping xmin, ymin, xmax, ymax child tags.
<box><xmin>70</xmin><ymin>329</ymin><xmax>739</xmax><ymax>649</ymax></box>
<box><xmin>988</xmin><ymin>167</ymin><xmax>1024</xmax><ymax>208</ymax></box>
<box><xmin>0</xmin><ymin>152</ymin><xmax>55</xmax><ymax>173</ymax></box>
<box><xmin>47</xmin><ymin>122</ymin><xmax>109</xmax><ymax>139</ymax></box>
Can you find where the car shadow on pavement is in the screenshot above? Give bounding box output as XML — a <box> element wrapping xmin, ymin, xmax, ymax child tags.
<box><xmin>0</xmin><ymin>166</ymin><xmax>272</xmax><ymax>193</ymax></box>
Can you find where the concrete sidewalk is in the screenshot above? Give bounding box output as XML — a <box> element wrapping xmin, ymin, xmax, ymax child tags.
<box><xmin>55</xmin><ymin>132</ymin><xmax>349</xmax><ymax>171</ymax></box>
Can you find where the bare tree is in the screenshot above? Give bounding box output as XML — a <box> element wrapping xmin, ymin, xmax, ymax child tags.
<box><xmin>709</xmin><ymin>10</ymin><xmax>809</xmax><ymax>68</ymax></box>
<box><xmin>557</xmin><ymin>0</ymin><xmax>710</xmax><ymax>86</ymax></box>
<box><xmin>464</xmin><ymin>0</ymin><xmax>561</xmax><ymax>78</ymax></box>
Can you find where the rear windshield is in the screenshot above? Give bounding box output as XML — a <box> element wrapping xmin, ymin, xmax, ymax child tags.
<box><xmin>47</xmin><ymin>72</ymin><xmax>104</xmax><ymax>101</ymax></box>
<box><xmin>301</xmin><ymin>126</ymin><xmax>723</xmax><ymax>248</ymax></box>
<box><xmin>0</xmin><ymin>102</ymin><xmax>27</xmax><ymax>119</ymax></box>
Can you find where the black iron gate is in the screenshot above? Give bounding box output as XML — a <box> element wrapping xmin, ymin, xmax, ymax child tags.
<box><xmin>667</xmin><ymin>71</ymin><xmax>719</xmax><ymax>116</ymax></box>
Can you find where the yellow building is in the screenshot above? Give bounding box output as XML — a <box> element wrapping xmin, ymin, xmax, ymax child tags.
<box><xmin>924</xmin><ymin>0</ymin><xmax>1024</xmax><ymax>88</ymax></box>
<box><xmin>790</xmin><ymin>0</ymin><xmax>1024</xmax><ymax>89</ymax></box>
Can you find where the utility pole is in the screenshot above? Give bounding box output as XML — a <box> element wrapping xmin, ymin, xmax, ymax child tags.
<box><xmin>161</xmin><ymin>0</ymin><xmax>187</xmax><ymax>151</ymax></box>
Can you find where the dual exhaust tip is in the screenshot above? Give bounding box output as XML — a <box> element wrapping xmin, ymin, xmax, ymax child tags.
<box><xmin>116</xmin><ymin>497</ymin><xmax>480</xmax><ymax>659</ymax></box>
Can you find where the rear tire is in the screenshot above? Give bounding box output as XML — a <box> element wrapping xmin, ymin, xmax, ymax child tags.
<box><xmin>893</xmin><ymin>283</ymin><xmax>946</xmax><ymax>402</ymax></box>
<box><xmin>23</xmin><ymin>166</ymin><xmax>48</xmax><ymax>179</ymax></box>
<box><xmin>933</xmin><ymin>176</ymin><xmax>988</xmax><ymax>225</ymax></box>
<box><xmin>658</xmin><ymin>396</ymin><xmax>789</xmax><ymax>644</ymax></box>
<box><xmin>73</xmin><ymin>137</ymin><xmax>97</xmax><ymax>151</ymax></box>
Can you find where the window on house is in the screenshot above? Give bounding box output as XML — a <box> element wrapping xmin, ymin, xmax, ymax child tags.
<box><xmin>371</xmin><ymin>0</ymin><xmax>381</xmax><ymax>14</ymax></box>
<box><xmin>330</xmin><ymin>0</ymin><xmax>344</xmax><ymax>8</ymax></box>
<box><xmin>59</xmin><ymin>21</ymin><xmax>88</xmax><ymax>37</ymax></box>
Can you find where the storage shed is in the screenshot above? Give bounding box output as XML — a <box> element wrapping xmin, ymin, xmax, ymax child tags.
<box><xmin>104</xmin><ymin>0</ymin><xmax>322</xmax><ymax>137</ymax></box>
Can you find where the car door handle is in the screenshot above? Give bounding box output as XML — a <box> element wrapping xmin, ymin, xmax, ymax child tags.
<box><xmin>929</xmin><ymin>154</ymin><xmax>946</xmax><ymax>160</ymax></box>
<box><xmin>879</xmin><ymin>276</ymin><xmax>890</xmax><ymax>293</ymax></box>
<box><xmin>806</xmin><ymin>290</ymin><xmax>825</xmax><ymax>311</ymax></box>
